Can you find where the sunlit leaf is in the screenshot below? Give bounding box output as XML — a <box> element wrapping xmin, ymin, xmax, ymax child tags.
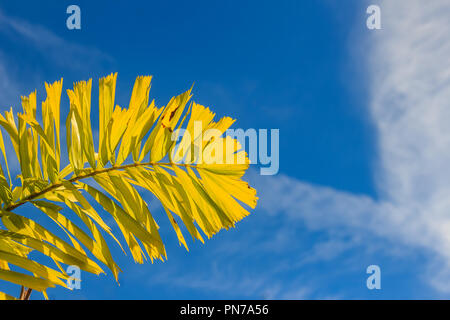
<box><xmin>0</xmin><ymin>73</ymin><xmax>257</xmax><ymax>300</ymax></box>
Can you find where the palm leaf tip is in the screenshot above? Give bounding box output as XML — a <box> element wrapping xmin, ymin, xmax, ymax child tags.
<box><xmin>0</xmin><ymin>73</ymin><xmax>258</xmax><ymax>299</ymax></box>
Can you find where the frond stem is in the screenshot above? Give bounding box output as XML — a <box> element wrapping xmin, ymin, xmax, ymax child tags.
<box><xmin>3</xmin><ymin>161</ymin><xmax>194</xmax><ymax>213</ymax></box>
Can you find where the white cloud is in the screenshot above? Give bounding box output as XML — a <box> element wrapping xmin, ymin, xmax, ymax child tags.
<box><xmin>250</xmin><ymin>0</ymin><xmax>450</xmax><ymax>293</ymax></box>
<box><xmin>0</xmin><ymin>55</ymin><xmax>19</xmax><ymax>106</ymax></box>
<box><xmin>132</xmin><ymin>1</ymin><xmax>450</xmax><ymax>297</ymax></box>
<box><xmin>0</xmin><ymin>8</ymin><xmax>113</xmax><ymax>174</ymax></box>
<box><xmin>0</xmin><ymin>9</ymin><xmax>112</xmax><ymax>70</ymax></box>
<box><xmin>0</xmin><ymin>1</ymin><xmax>448</xmax><ymax>297</ymax></box>
<box><xmin>369</xmin><ymin>0</ymin><xmax>450</xmax><ymax>289</ymax></box>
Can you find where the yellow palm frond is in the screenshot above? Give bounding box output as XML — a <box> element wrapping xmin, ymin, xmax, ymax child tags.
<box><xmin>0</xmin><ymin>73</ymin><xmax>257</xmax><ymax>299</ymax></box>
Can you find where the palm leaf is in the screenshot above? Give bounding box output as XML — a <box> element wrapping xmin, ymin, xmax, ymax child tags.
<box><xmin>0</xmin><ymin>73</ymin><xmax>258</xmax><ymax>299</ymax></box>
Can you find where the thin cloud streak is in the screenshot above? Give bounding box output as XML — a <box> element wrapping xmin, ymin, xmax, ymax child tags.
<box><xmin>0</xmin><ymin>8</ymin><xmax>112</xmax><ymax>70</ymax></box>
<box><xmin>135</xmin><ymin>0</ymin><xmax>450</xmax><ymax>297</ymax></box>
<box><xmin>253</xmin><ymin>0</ymin><xmax>450</xmax><ymax>292</ymax></box>
<box><xmin>1</xmin><ymin>1</ymin><xmax>449</xmax><ymax>298</ymax></box>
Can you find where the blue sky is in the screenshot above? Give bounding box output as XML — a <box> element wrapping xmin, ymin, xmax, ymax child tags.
<box><xmin>1</xmin><ymin>0</ymin><xmax>450</xmax><ymax>299</ymax></box>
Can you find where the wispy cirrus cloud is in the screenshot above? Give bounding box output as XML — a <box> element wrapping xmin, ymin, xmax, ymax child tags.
<box><xmin>143</xmin><ymin>0</ymin><xmax>450</xmax><ymax>297</ymax></box>
<box><xmin>0</xmin><ymin>8</ymin><xmax>112</xmax><ymax>71</ymax></box>
<box><xmin>0</xmin><ymin>53</ymin><xmax>19</xmax><ymax>107</ymax></box>
<box><xmin>254</xmin><ymin>0</ymin><xmax>450</xmax><ymax>293</ymax></box>
<box><xmin>0</xmin><ymin>7</ymin><xmax>112</xmax><ymax>177</ymax></box>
